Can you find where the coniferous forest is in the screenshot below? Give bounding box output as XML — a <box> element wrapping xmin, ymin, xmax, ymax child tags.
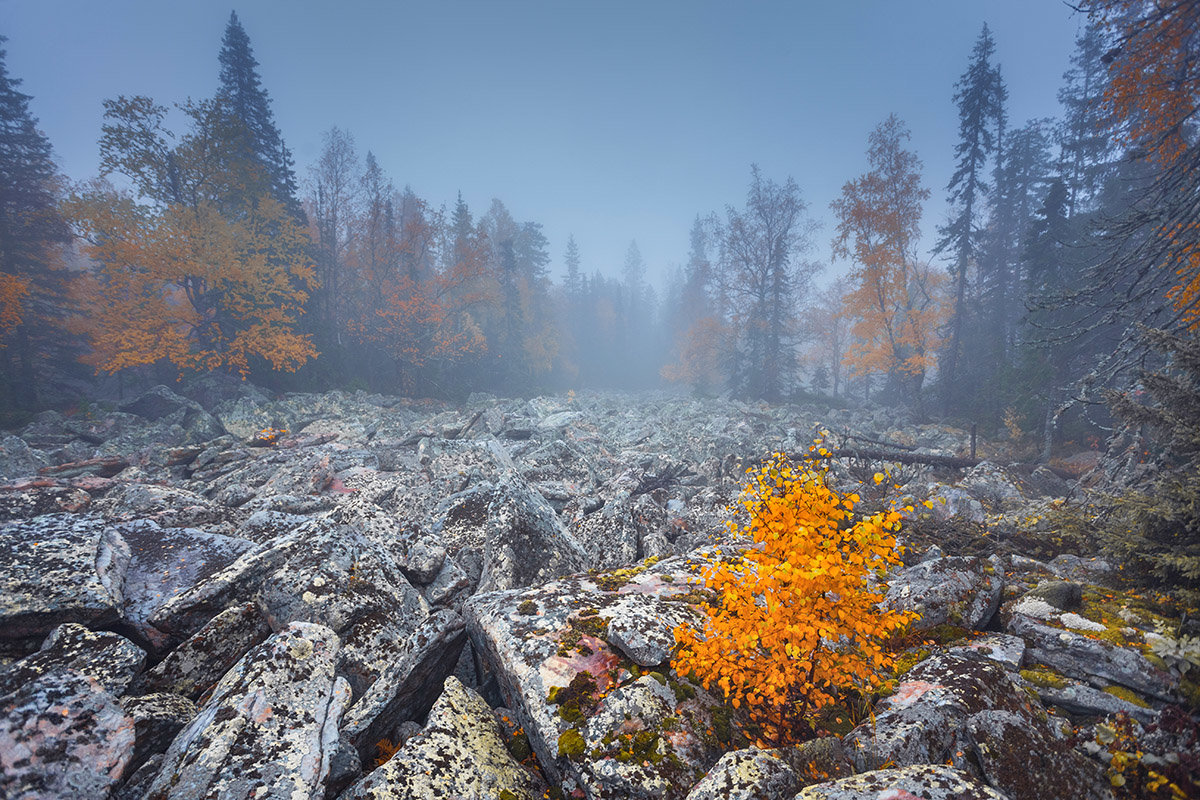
<box><xmin>0</xmin><ymin>4</ymin><xmax>1191</xmax><ymax>442</ymax></box>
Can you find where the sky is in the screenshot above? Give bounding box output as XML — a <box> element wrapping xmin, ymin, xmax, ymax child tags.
<box><xmin>0</xmin><ymin>0</ymin><xmax>1088</xmax><ymax>291</ymax></box>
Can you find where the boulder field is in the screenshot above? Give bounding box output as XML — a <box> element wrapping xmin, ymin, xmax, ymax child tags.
<box><xmin>0</xmin><ymin>384</ymin><xmax>1195</xmax><ymax>799</ymax></box>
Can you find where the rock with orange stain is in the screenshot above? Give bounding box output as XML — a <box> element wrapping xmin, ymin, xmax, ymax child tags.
<box><xmin>144</xmin><ymin>622</ymin><xmax>350</xmax><ymax>800</ymax></box>
<box><xmin>0</xmin><ymin>668</ymin><xmax>136</xmax><ymax>799</ymax></box>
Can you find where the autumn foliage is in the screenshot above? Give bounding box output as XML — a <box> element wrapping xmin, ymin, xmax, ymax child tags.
<box><xmin>672</xmin><ymin>450</ymin><xmax>916</xmax><ymax>743</ymax></box>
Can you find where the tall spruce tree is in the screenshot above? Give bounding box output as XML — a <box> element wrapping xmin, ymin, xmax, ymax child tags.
<box><xmin>936</xmin><ymin>23</ymin><xmax>1006</xmax><ymax>415</ymax></box>
<box><xmin>1057</xmin><ymin>22</ymin><xmax>1113</xmax><ymax>217</ymax></box>
<box><xmin>217</xmin><ymin>11</ymin><xmax>303</xmax><ymax>221</ymax></box>
<box><xmin>0</xmin><ymin>36</ymin><xmax>71</xmax><ymax>409</ymax></box>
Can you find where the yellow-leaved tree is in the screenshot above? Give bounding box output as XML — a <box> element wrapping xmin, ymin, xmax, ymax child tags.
<box><xmin>673</xmin><ymin>450</ymin><xmax>917</xmax><ymax>744</ymax></box>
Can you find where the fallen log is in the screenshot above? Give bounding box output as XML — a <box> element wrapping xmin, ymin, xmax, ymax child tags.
<box><xmin>809</xmin><ymin>447</ymin><xmax>980</xmax><ymax>470</ymax></box>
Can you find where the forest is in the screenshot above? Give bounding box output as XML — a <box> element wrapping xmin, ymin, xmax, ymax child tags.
<box><xmin>0</xmin><ymin>1</ymin><xmax>1196</xmax><ymax>444</ymax></box>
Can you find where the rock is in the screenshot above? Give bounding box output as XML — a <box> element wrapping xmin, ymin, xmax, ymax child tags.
<box><xmin>883</xmin><ymin>556</ymin><xmax>1002</xmax><ymax>631</ymax></box>
<box><xmin>117</xmin><ymin>386</ymin><xmax>223</xmax><ymax>443</ymax></box>
<box><xmin>0</xmin><ymin>623</ymin><xmax>145</xmax><ymax>697</ymax></box>
<box><xmin>144</xmin><ymin>622</ymin><xmax>351</xmax><ymax>800</ymax></box>
<box><xmin>843</xmin><ymin>654</ymin><xmax>1040</xmax><ymax>771</ymax></box>
<box><xmin>0</xmin><ymin>480</ymin><xmax>94</xmax><ymax>521</ymax></box>
<box><xmin>963</xmin><ymin>708</ymin><xmax>1113</xmax><ymax>800</ymax></box>
<box><xmin>119</xmin><ymin>692</ymin><xmax>198</xmax><ymax>773</ymax></box>
<box><xmin>340</xmin><ymin>676</ymin><xmax>543</xmax><ymax>800</ymax></box>
<box><xmin>402</xmin><ymin>536</ymin><xmax>446</xmax><ymax>585</ymax></box>
<box><xmin>603</xmin><ymin>592</ymin><xmax>701</xmax><ymax>667</ymax></box>
<box><xmin>0</xmin><ymin>434</ymin><xmax>49</xmax><ymax>480</ymax></box>
<box><xmin>946</xmin><ymin>632</ymin><xmax>1027</xmax><ymax>670</ymax></box>
<box><xmin>1025</xmin><ymin>579</ymin><xmax>1083</xmax><ymax>611</ymax></box>
<box><xmin>115</xmin><ymin>753</ymin><xmax>164</xmax><ymax>800</ymax></box>
<box><xmin>465</xmin><ymin>550</ymin><xmax>729</xmax><ymax>800</ymax></box>
<box><xmin>423</xmin><ymin>556</ymin><xmax>472</xmax><ymax>607</ymax></box>
<box><xmin>684</xmin><ymin>747</ymin><xmax>798</xmax><ymax>800</ymax></box>
<box><xmin>435</xmin><ymin>479</ymin><xmax>588</xmax><ymax>594</ymax></box>
<box><xmin>148</xmin><ymin>519</ymin><xmax>430</xmax><ymax>700</ymax></box>
<box><xmin>1034</xmin><ymin>679</ymin><xmax>1158</xmax><ymax>725</ymax></box>
<box><xmin>0</xmin><ymin>668</ymin><xmax>136</xmax><ymax>799</ymax></box>
<box><xmin>136</xmin><ymin>602</ymin><xmax>272</xmax><ymax>700</ymax></box>
<box><xmin>1007</xmin><ymin>613</ymin><xmax>1176</xmax><ymax>701</ymax></box>
<box><xmin>795</xmin><ymin>764</ymin><xmax>1010</xmax><ymax>799</ymax></box>
<box><xmin>960</xmin><ymin>460</ymin><xmax>1026</xmax><ymax>508</ymax></box>
<box><xmin>340</xmin><ymin>608</ymin><xmax>468</xmax><ymax>761</ymax></box>
<box><xmin>1048</xmin><ymin>553</ymin><xmax>1114</xmax><ymax>583</ymax></box>
<box><xmin>0</xmin><ymin>513</ymin><xmax>130</xmax><ymax>655</ymax></box>
<box><xmin>116</xmin><ymin>519</ymin><xmax>257</xmax><ymax>653</ymax></box>
<box><xmin>325</xmin><ymin>734</ymin><xmax>363</xmax><ymax>799</ymax></box>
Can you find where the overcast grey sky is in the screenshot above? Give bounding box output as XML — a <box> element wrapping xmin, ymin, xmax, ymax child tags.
<box><xmin>0</xmin><ymin>0</ymin><xmax>1086</xmax><ymax>289</ymax></box>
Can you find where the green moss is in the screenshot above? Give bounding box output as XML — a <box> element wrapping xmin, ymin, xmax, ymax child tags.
<box><xmin>1020</xmin><ymin>666</ymin><xmax>1069</xmax><ymax>690</ymax></box>
<box><xmin>557</xmin><ymin>612</ymin><xmax>609</xmax><ymax>657</ymax></box>
<box><xmin>892</xmin><ymin>648</ymin><xmax>930</xmax><ymax>676</ymax></box>
<box><xmin>670</xmin><ymin>678</ymin><xmax>696</xmax><ymax>702</ymax></box>
<box><xmin>660</xmin><ymin>573</ymin><xmax>675</xmax><ymax>582</ymax></box>
<box><xmin>594</xmin><ymin>565</ymin><xmax>647</xmax><ymax>591</ymax></box>
<box><xmin>517</xmin><ymin>599</ymin><xmax>538</xmax><ymax>616</ymax></box>
<box><xmin>661</xmin><ymin>716</ymin><xmax>680</xmax><ymax>731</ymax></box>
<box><xmin>548</xmin><ymin>671</ymin><xmax>599</xmax><ymax>724</ymax></box>
<box><xmin>614</xmin><ymin>730</ymin><xmax>664</xmax><ymax>764</ymax></box>
<box><xmin>711</xmin><ymin>705</ymin><xmax>733</xmax><ymax>744</ymax></box>
<box><xmin>922</xmin><ymin>624</ymin><xmax>971</xmax><ymax>645</ymax></box>
<box><xmin>506</xmin><ymin>729</ymin><xmax>532</xmax><ymax>761</ymax></box>
<box><xmin>647</xmin><ymin>671</ymin><xmax>667</xmax><ymax>686</ymax></box>
<box><xmin>1102</xmin><ymin>685</ymin><xmax>1151</xmax><ymax>708</ymax></box>
<box><xmin>557</xmin><ymin>728</ymin><xmax>585</xmax><ymax>759</ymax></box>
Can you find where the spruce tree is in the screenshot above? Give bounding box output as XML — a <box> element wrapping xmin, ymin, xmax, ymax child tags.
<box><xmin>0</xmin><ymin>36</ymin><xmax>71</xmax><ymax>409</ymax></box>
<box><xmin>217</xmin><ymin>11</ymin><xmax>303</xmax><ymax>221</ymax></box>
<box><xmin>935</xmin><ymin>23</ymin><xmax>1006</xmax><ymax>415</ymax></box>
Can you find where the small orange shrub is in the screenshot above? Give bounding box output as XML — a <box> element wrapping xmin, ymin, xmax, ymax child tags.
<box><xmin>672</xmin><ymin>450</ymin><xmax>917</xmax><ymax>743</ymax></box>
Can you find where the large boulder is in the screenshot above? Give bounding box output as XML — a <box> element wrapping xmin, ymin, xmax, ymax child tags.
<box><xmin>684</xmin><ymin>747</ymin><xmax>799</xmax><ymax>800</ymax></box>
<box><xmin>148</xmin><ymin>518</ymin><xmax>433</xmax><ymax>700</ymax></box>
<box><xmin>0</xmin><ymin>668</ymin><xmax>136</xmax><ymax>799</ymax></box>
<box><xmin>116</xmin><ymin>519</ymin><xmax>257</xmax><ymax>653</ymax></box>
<box><xmin>0</xmin><ymin>513</ymin><xmax>130</xmax><ymax>655</ymax></box>
<box><xmin>883</xmin><ymin>556</ymin><xmax>1002</xmax><ymax>631</ymax></box>
<box><xmin>465</xmin><ymin>550</ymin><xmax>727</xmax><ymax>800</ymax></box>
<box><xmin>795</xmin><ymin>764</ymin><xmax>1009</xmax><ymax>799</ymax></box>
<box><xmin>0</xmin><ymin>623</ymin><xmax>145</xmax><ymax>697</ymax></box>
<box><xmin>144</xmin><ymin>622</ymin><xmax>351</xmax><ymax>800</ymax></box>
<box><xmin>340</xmin><ymin>676</ymin><xmax>543</xmax><ymax>800</ymax></box>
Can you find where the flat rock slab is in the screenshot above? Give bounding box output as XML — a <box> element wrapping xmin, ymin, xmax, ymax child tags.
<box><xmin>795</xmin><ymin>764</ymin><xmax>1010</xmax><ymax>799</ymax></box>
<box><xmin>341</xmin><ymin>676</ymin><xmax>542</xmax><ymax>800</ymax></box>
<box><xmin>0</xmin><ymin>623</ymin><xmax>145</xmax><ymax>697</ymax></box>
<box><xmin>145</xmin><ymin>622</ymin><xmax>350</xmax><ymax>800</ymax></box>
<box><xmin>137</xmin><ymin>602</ymin><xmax>272</xmax><ymax>700</ymax></box>
<box><xmin>0</xmin><ymin>513</ymin><xmax>129</xmax><ymax>655</ymax></box>
<box><xmin>0</xmin><ymin>668</ymin><xmax>136</xmax><ymax>799</ymax></box>
<box><xmin>465</xmin><ymin>549</ymin><xmax>728</xmax><ymax>800</ymax></box>
<box><xmin>1007</xmin><ymin>613</ymin><xmax>1176</xmax><ymax>701</ymax></box>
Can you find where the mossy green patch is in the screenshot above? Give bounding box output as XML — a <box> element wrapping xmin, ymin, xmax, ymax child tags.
<box><xmin>892</xmin><ymin>648</ymin><xmax>930</xmax><ymax>676</ymax></box>
<box><xmin>517</xmin><ymin>599</ymin><xmax>538</xmax><ymax>616</ymax></box>
<box><xmin>557</xmin><ymin>728</ymin><xmax>585</xmax><ymax>759</ymax></box>
<box><xmin>548</xmin><ymin>671</ymin><xmax>599</xmax><ymax>724</ymax></box>
<box><xmin>1020</xmin><ymin>666</ymin><xmax>1069</xmax><ymax>689</ymax></box>
<box><xmin>1102</xmin><ymin>685</ymin><xmax>1151</xmax><ymax>708</ymax></box>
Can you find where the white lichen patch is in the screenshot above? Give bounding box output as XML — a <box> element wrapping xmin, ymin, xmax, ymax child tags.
<box><xmin>1059</xmin><ymin>612</ymin><xmax>1106</xmax><ymax>633</ymax></box>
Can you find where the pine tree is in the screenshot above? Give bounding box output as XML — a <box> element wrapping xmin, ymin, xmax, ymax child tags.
<box><xmin>1057</xmin><ymin>22</ymin><xmax>1114</xmax><ymax>216</ymax></box>
<box><xmin>935</xmin><ymin>23</ymin><xmax>1006</xmax><ymax>414</ymax></box>
<box><xmin>0</xmin><ymin>36</ymin><xmax>71</xmax><ymax>409</ymax></box>
<box><xmin>563</xmin><ymin>234</ymin><xmax>582</xmax><ymax>301</ymax></box>
<box><xmin>217</xmin><ymin>11</ymin><xmax>303</xmax><ymax>221</ymax></box>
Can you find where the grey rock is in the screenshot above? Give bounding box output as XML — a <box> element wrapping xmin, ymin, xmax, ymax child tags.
<box><xmin>844</xmin><ymin>654</ymin><xmax>1040</xmax><ymax>771</ymax></box>
<box><xmin>963</xmin><ymin>708</ymin><xmax>1113</xmax><ymax>800</ymax></box>
<box><xmin>114</xmin><ymin>753</ymin><xmax>164</xmax><ymax>800</ymax></box>
<box><xmin>0</xmin><ymin>668</ymin><xmax>136</xmax><ymax>799</ymax></box>
<box><xmin>117</xmin><ymin>519</ymin><xmax>256</xmax><ymax>653</ymax></box>
<box><xmin>883</xmin><ymin>556</ymin><xmax>1002</xmax><ymax>631</ymax></box>
<box><xmin>119</xmin><ymin>692</ymin><xmax>198</xmax><ymax>773</ymax></box>
<box><xmin>423</xmin><ymin>556</ymin><xmax>472</xmax><ymax>607</ymax></box>
<box><xmin>0</xmin><ymin>434</ymin><xmax>49</xmax><ymax>480</ymax></box>
<box><xmin>603</xmin><ymin>591</ymin><xmax>700</xmax><ymax>666</ymax></box>
<box><xmin>341</xmin><ymin>608</ymin><xmax>467</xmax><ymax>761</ymax></box>
<box><xmin>1008</xmin><ymin>613</ymin><xmax>1176</xmax><ymax>701</ymax></box>
<box><xmin>946</xmin><ymin>632</ymin><xmax>1027</xmax><ymax>670</ymax></box>
<box><xmin>0</xmin><ymin>513</ymin><xmax>129</xmax><ymax>655</ymax></box>
<box><xmin>324</xmin><ymin>734</ymin><xmax>362</xmax><ymax>799</ymax></box>
<box><xmin>795</xmin><ymin>764</ymin><xmax>1009</xmax><ymax>799</ymax></box>
<box><xmin>1034</xmin><ymin>679</ymin><xmax>1158</xmax><ymax>724</ymax></box>
<box><xmin>340</xmin><ymin>676</ymin><xmax>542</xmax><ymax>800</ymax></box>
<box><xmin>1025</xmin><ymin>580</ymin><xmax>1083</xmax><ymax>611</ymax></box>
<box><xmin>685</xmin><ymin>747</ymin><xmax>799</xmax><ymax>800</ymax></box>
<box><xmin>402</xmin><ymin>536</ymin><xmax>446</xmax><ymax>585</ymax></box>
<box><xmin>0</xmin><ymin>623</ymin><xmax>145</xmax><ymax>697</ymax></box>
<box><xmin>137</xmin><ymin>602</ymin><xmax>272</xmax><ymax>700</ymax></box>
<box><xmin>144</xmin><ymin>622</ymin><xmax>350</xmax><ymax>800</ymax></box>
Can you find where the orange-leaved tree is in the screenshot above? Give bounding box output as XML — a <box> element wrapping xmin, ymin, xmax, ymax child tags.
<box><xmin>831</xmin><ymin>115</ymin><xmax>945</xmax><ymax>405</ymax></box>
<box><xmin>673</xmin><ymin>450</ymin><xmax>917</xmax><ymax>744</ymax></box>
<box><xmin>1082</xmin><ymin>1</ymin><xmax>1200</xmax><ymax>332</ymax></box>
